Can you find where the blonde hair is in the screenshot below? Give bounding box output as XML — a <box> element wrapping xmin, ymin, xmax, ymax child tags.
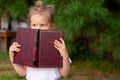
<box><xmin>28</xmin><ymin>0</ymin><xmax>55</xmax><ymax>29</ymax></box>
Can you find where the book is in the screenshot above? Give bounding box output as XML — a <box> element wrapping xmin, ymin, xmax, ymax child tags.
<box><xmin>13</xmin><ymin>28</ymin><xmax>63</xmax><ymax>68</ymax></box>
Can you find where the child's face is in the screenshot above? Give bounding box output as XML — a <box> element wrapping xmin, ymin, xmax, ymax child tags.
<box><xmin>30</xmin><ymin>14</ymin><xmax>52</xmax><ymax>30</ymax></box>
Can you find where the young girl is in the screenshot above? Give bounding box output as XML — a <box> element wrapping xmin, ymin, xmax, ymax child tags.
<box><xmin>9</xmin><ymin>0</ymin><xmax>70</xmax><ymax>80</ymax></box>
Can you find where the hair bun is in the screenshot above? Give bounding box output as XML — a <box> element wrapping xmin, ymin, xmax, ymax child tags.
<box><xmin>35</xmin><ymin>0</ymin><xmax>44</xmax><ymax>6</ymax></box>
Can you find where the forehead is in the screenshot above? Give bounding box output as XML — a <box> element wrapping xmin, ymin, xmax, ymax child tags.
<box><xmin>30</xmin><ymin>14</ymin><xmax>49</xmax><ymax>23</ymax></box>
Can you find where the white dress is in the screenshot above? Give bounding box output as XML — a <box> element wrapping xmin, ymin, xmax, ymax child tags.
<box><xmin>26</xmin><ymin>67</ymin><xmax>61</xmax><ymax>80</ymax></box>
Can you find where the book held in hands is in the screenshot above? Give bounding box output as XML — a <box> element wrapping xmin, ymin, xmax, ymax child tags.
<box><xmin>13</xmin><ymin>28</ymin><xmax>63</xmax><ymax>68</ymax></box>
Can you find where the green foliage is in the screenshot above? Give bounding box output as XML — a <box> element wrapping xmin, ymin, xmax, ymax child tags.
<box><xmin>9</xmin><ymin>0</ymin><xmax>29</xmax><ymax>20</ymax></box>
<box><xmin>113</xmin><ymin>47</ymin><xmax>120</xmax><ymax>60</ymax></box>
<box><xmin>74</xmin><ymin>59</ymin><xmax>120</xmax><ymax>73</ymax></box>
<box><xmin>54</xmin><ymin>0</ymin><xmax>120</xmax><ymax>60</ymax></box>
<box><xmin>0</xmin><ymin>0</ymin><xmax>32</xmax><ymax>21</ymax></box>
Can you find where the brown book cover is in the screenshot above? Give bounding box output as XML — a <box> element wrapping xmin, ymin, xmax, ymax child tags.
<box><xmin>13</xmin><ymin>28</ymin><xmax>63</xmax><ymax>68</ymax></box>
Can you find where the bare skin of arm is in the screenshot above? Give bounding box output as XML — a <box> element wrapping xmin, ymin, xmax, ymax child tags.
<box><xmin>9</xmin><ymin>42</ymin><xmax>26</xmax><ymax>77</ymax></box>
<box><xmin>54</xmin><ymin>38</ymin><xmax>70</xmax><ymax>77</ymax></box>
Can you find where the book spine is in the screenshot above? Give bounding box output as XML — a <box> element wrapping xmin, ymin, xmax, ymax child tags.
<box><xmin>32</xmin><ymin>29</ymin><xmax>39</xmax><ymax>66</ymax></box>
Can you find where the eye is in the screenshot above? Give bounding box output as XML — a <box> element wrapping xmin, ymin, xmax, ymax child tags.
<box><xmin>32</xmin><ymin>24</ymin><xmax>36</xmax><ymax>27</ymax></box>
<box><xmin>40</xmin><ymin>24</ymin><xmax>46</xmax><ymax>27</ymax></box>
<box><xmin>40</xmin><ymin>24</ymin><xmax>44</xmax><ymax>26</ymax></box>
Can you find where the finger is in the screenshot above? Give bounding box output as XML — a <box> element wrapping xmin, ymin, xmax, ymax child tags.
<box><xmin>15</xmin><ymin>44</ymin><xmax>21</xmax><ymax>48</ymax></box>
<box><xmin>10</xmin><ymin>46</ymin><xmax>20</xmax><ymax>52</ymax></box>
<box><xmin>54</xmin><ymin>41</ymin><xmax>60</xmax><ymax>48</ymax></box>
<box><xmin>54</xmin><ymin>44</ymin><xmax>60</xmax><ymax>51</ymax></box>
<box><xmin>54</xmin><ymin>41</ymin><xmax>62</xmax><ymax>49</ymax></box>
<box><xmin>12</xmin><ymin>42</ymin><xmax>19</xmax><ymax>45</ymax></box>
<box><xmin>14</xmin><ymin>48</ymin><xmax>20</xmax><ymax>52</ymax></box>
<box><xmin>54</xmin><ymin>40</ymin><xmax>62</xmax><ymax>47</ymax></box>
<box><xmin>12</xmin><ymin>42</ymin><xmax>21</xmax><ymax>47</ymax></box>
<box><xmin>60</xmin><ymin>38</ymin><xmax>65</xmax><ymax>46</ymax></box>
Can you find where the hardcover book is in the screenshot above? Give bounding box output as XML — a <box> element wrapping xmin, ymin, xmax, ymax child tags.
<box><xmin>13</xmin><ymin>28</ymin><xmax>63</xmax><ymax>68</ymax></box>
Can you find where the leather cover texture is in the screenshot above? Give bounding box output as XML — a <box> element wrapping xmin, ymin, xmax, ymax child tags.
<box><xmin>13</xmin><ymin>28</ymin><xmax>63</xmax><ymax>68</ymax></box>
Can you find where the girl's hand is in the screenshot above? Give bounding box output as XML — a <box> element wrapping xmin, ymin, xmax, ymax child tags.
<box><xmin>9</xmin><ymin>42</ymin><xmax>21</xmax><ymax>57</ymax></box>
<box><xmin>9</xmin><ymin>42</ymin><xmax>26</xmax><ymax>76</ymax></box>
<box><xmin>54</xmin><ymin>38</ymin><xmax>70</xmax><ymax>76</ymax></box>
<box><xmin>54</xmin><ymin>38</ymin><xmax>69</xmax><ymax>58</ymax></box>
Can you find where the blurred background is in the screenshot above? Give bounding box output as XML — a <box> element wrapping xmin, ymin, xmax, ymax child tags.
<box><xmin>0</xmin><ymin>0</ymin><xmax>120</xmax><ymax>80</ymax></box>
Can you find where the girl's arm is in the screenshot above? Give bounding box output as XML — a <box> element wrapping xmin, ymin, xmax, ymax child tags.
<box><xmin>9</xmin><ymin>42</ymin><xmax>26</xmax><ymax>77</ymax></box>
<box><xmin>54</xmin><ymin>38</ymin><xmax>70</xmax><ymax>77</ymax></box>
